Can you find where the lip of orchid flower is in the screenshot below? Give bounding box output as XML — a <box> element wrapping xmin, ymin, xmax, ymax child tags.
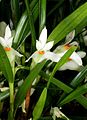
<box><xmin>0</xmin><ymin>25</ymin><xmax>23</xmax><ymax>58</ymax></box>
<box><xmin>26</xmin><ymin>27</ymin><xmax>59</xmax><ymax>63</ymax></box>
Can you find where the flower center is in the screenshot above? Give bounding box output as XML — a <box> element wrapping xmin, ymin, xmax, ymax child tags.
<box><xmin>38</xmin><ymin>50</ymin><xmax>45</xmax><ymax>55</ymax></box>
<box><xmin>4</xmin><ymin>47</ymin><xmax>11</xmax><ymax>51</ymax></box>
<box><xmin>64</xmin><ymin>44</ymin><xmax>71</xmax><ymax>50</ymax></box>
<box><xmin>68</xmin><ymin>58</ymin><xmax>72</xmax><ymax>61</ymax></box>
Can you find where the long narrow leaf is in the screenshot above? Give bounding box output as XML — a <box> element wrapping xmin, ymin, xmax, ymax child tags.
<box><xmin>59</xmin><ymin>83</ymin><xmax>87</xmax><ymax>106</ymax></box>
<box><xmin>25</xmin><ymin>0</ymin><xmax>36</xmax><ymax>52</ymax></box>
<box><xmin>70</xmin><ymin>65</ymin><xmax>87</xmax><ymax>87</ymax></box>
<box><xmin>48</xmin><ymin>2</ymin><xmax>87</xmax><ymax>45</ymax></box>
<box><xmin>0</xmin><ymin>90</ymin><xmax>9</xmax><ymax>101</ymax></box>
<box><xmin>14</xmin><ymin>60</ymin><xmax>46</xmax><ymax>113</ymax></box>
<box><xmin>39</xmin><ymin>0</ymin><xmax>46</xmax><ymax>32</ymax></box>
<box><xmin>13</xmin><ymin>1</ymin><xmax>39</xmax><ymax>49</ymax></box>
<box><xmin>11</xmin><ymin>0</ymin><xmax>20</xmax><ymax>27</ymax></box>
<box><xmin>59</xmin><ymin>65</ymin><xmax>87</xmax><ymax>106</ymax></box>
<box><xmin>0</xmin><ymin>44</ymin><xmax>13</xmax><ymax>83</ymax></box>
<box><xmin>33</xmin><ymin>87</ymin><xmax>47</xmax><ymax>120</ymax></box>
<box><xmin>40</xmin><ymin>71</ymin><xmax>87</xmax><ymax>109</ymax></box>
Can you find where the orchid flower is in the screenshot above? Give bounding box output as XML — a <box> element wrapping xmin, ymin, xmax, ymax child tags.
<box><xmin>0</xmin><ymin>25</ymin><xmax>22</xmax><ymax>63</ymax></box>
<box><xmin>50</xmin><ymin>107</ymin><xmax>69</xmax><ymax>120</ymax></box>
<box><xmin>26</xmin><ymin>27</ymin><xmax>59</xmax><ymax>63</ymax></box>
<box><xmin>54</xmin><ymin>30</ymin><xmax>86</xmax><ymax>70</ymax></box>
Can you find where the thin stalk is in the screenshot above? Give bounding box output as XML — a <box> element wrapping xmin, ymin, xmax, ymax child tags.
<box><xmin>21</xmin><ymin>43</ymin><xmax>25</xmax><ymax>65</ymax></box>
<box><xmin>8</xmin><ymin>60</ymin><xmax>15</xmax><ymax>119</ymax></box>
<box><xmin>9</xmin><ymin>82</ymin><xmax>14</xmax><ymax>119</ymax></box>
<box><xmin>25</xmin><ymin>0</ymin><xmax>36</xmax><ymax>53</ymax></box>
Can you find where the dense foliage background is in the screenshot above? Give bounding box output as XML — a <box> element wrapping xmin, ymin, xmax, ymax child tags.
<box><xmin>0</xmin><ymin>0</ymin><xmax>87</xmax><ymax>120</ymax></box>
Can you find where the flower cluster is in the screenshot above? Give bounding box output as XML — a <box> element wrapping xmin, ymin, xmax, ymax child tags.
<box><xmin>26</xmin><ymin>27</ymin><xmax>86</xmax><ymax>70</ymax></box>
<box><xmin>0</xmin><ymin>23</ymin><xmax>86</xmax><ymax>71</ymax></box>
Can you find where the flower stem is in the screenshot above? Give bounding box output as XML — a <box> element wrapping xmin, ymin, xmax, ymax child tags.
<box><xmin>9</xmin><ymin>82</ymin><xmax>14</xmax><ymax>120</ymax></box>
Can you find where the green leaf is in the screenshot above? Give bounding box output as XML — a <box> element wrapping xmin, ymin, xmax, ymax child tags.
<box><xmin>14</xmin><ymin>60</ymin><xmax>46</xmax><ymax>113</ymax></box>
<box><xmin>58</xmin><ymin>65</ymin><xmax>87</xmax><ymax>107</ymax></box>
<box><xmin>48</xmin><ymin>2</ymin><xmax>87</xmax><ymax>45</ymax></box>
<box><xmin>0</xmin><ymin>44</ymin><xmax>14</xmax><ymax>83</ymax></box>
<box><xmin>33</xmin><ymin>87</ymin><xmax>47</xmax><ymax>120</ymax></box>
<box><xmin>47</xmin><ymin>46</ymin><xmax>76</xmax><ymax>88</ymax></box>
<box><xmin>40</xmin><ymin>71</ymin><xmax>87</xmax><ymax>109</ymax></box>
<box><xmin>39</xmin><ymin>0</ymin><xmax>46</xmax><ymax>33</ymax></box>
<box><xmin>13</xmin><ymin>0</ymin><xmax>39</xmax><ymax>49</ymax></box>
<box><xmin>0</xmin><ymin>90</ymin><xmax>9</xmax><ymax>101</ymax></box>
<box><xmin>25</xmin><ymin>0</ymin><xmax>36</xmax><ymax>52</ymax></box>
<box><xmin>11</xmin><ymin>0</ymin><xmax>20</xmax><ymax>27</ymax></box>
<box><xmin>70</xmin><ymin>65</ymin><xmax>87</xmax><ymax>87</ymax></box>
<box><xmin>59</xmin><ymin>83</ymin><xmax>87</xmax><ymax>106</ymax></box>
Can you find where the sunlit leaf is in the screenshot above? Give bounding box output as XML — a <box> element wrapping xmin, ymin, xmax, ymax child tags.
<box><xmin>48</xmin><ymin>2</ymin><xmax>87</xmax><ymax>45</ymax></box>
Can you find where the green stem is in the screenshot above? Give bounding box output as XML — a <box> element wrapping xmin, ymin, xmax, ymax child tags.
<box><xmin>21</xmin><ymin>43</ymin><xmax>25</xmax><ymax>65</ymax></box>
<box><xmin>8</xmin><ymin>59</ymin><xmax>15</xmax><ymax>120</ymax></box>
<box><xmin>9</xmin><ymin>82</ymin><xmax>14</xmax><ymax>119</ymax></box>
<box><xmin>25</xmin><ymin>0</ymin><xmax>36</xmax><ymax>53</ymax></box>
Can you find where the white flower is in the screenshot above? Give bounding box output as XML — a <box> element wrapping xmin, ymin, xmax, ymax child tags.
<box><xmin>26</xmin><ymin>27</ymin><xmax>59</xmax><ymax>63</ymax></box>
<box><xmin>50</xmin><ymin>107</ymin><xmax>69</xmax><ymax>120</ymax></box>
<box><xmin>54</xmin><ymin>30</ymin><xmax>86</xmax><ymax>70</ymax></box>
<box><xmin>0</xmin><ymin>25</ymin><xmax>23</xmax><ymax>63</ymax></box>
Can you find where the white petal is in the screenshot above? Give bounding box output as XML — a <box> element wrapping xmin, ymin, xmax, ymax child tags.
<box><xmin>6</xmin><ymin>37</ymin><xmax>13</xmax><ymax>48</ymax></box>
<box><xmin>25</xmin><ymin>52</ymin><xmax>36</xmax><ymax>62</ymax></box>
<box><xmin>36</xmin><ymin>40</ymin><xmax>43</xmax><ymax>50</ymax></box>
<box><xmin>70</xmin><ymin>41</ymin><xmax>79</xmax><ymax>46</ymax></box>
<box><xmin>12</xmin><ymin>49</ymin><xmax>23</xmax><ymax>57</ymax></box>
<box><xmin>4</xmin><ymin>25</ymin><xmax>11</xmax><ymax>40</ymax></box>
<box><xmin>0</xmin><ymin>37</ymin><xmax>7</xmax><ymax>47</ymax></box>
<box><xmin>70</xmin><ymin>52</ymin><xmax>82</xmax><ymax>65</ymax></box>
<box><xmin>77</xmin><ymin>51</ymin><xmax>86</xmax><ymax>58</ymax></box>
<box><xmin>65</xmin><ymin>30</ymin><xmax>75</xmax><ymax>43</ymax></box>
<box><xmin>39</xmin><ymin>52</ymin><xmax>60</xmax><ymax>63</ymax></box>
<box><xmin>39</xmin><ymin>27</ymin><xmax>47</xmax><ymax>46</ymax></box>
<box><xmin>59</xmin><ymin>61</ymin><xmax>80</xmax><ymax>71</ymax></box>
<box><xmin>43</xmin><ymin>41</ymin><xmax>54</xmax><ymax>51</ymax></box>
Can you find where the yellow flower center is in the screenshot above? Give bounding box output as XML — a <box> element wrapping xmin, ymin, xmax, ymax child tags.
<box><xmin>4</xmin><ymin>47</ymin><xmax>11</xmax><ymax>51</ymax></box>
<box><xmin>68</xmin><ymin>58</ymin><xmax>72</xmax><ymax>61</ymax></box>
<box><xmin>64</xmin><ymin>44</ymin><xmax>71</xmax><ymax>50</ymax></box>
<box><xmin>38</xmin><ymin>50</ymin><xmax>45</xmax><ymax>55</ymax></box>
